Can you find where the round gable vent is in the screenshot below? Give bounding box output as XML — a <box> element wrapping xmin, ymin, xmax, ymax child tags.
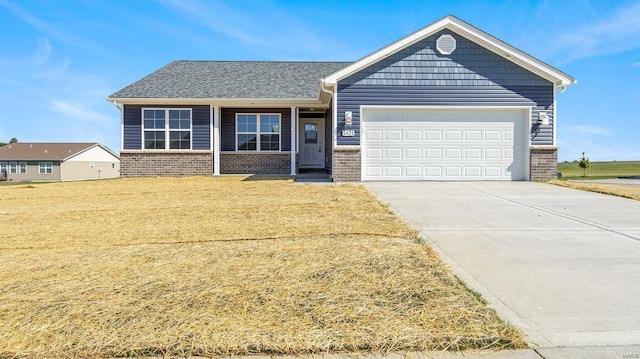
<box><xmin>436</xmin><ymin>34</ymin><xmax>456</xmax><ymax>55</ymax></box>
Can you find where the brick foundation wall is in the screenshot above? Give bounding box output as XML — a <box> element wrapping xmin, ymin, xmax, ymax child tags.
<box><xmin>530</xmin><ymin>146</ymin><xmax>558</xmax><ymax>181</ymax></box>
<box><xmin>120</xmin><ymin>151</ymin><xmax>213</xmax><ymax>177</ymax></box>
<box><xmin>332</xmin><ymin>147</ymin><xmax>361</xmax><ymax>182</ymax></box>
<box><xmin>220</xmin><ymin>153</ymin><xmax>291</xmax><ymax>174</ymax></box>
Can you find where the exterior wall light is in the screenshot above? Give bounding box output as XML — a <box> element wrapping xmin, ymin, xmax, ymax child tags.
<box><xmin>539</xmin><ymin>112</ymin><xmax>550</xmax><ymax>126</ymax></box>
<box><xmin>345</xmin><ymin>111</ymin><xmax>353</xmax><ymax>126</ymax></box>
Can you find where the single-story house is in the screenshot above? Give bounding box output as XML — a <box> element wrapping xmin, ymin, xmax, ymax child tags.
<box><xmin>0</xmin><ymin>143</ymin><xmax>120</xmax><ymax>182</ymax></box>
<box><xmin>108</xmin><ymin>15</ymin><xmax>575</xmax><ymax>181</ymax></box>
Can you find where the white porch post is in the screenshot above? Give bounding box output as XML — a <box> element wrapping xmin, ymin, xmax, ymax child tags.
<box><xmin>290</xmin><ymin>106</ymin><xmax>296</xmax><ymax>176</ymax></box>
<box><xmin>213</xmin><ymin>105</ymin><xmax>220</xmax><ymax>176</ymax></box>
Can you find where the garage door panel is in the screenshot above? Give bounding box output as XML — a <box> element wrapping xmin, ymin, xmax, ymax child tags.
<box><xmin>445</xmin><ymin>130</ymin><xmax>462</xmax><ymax>141</ymax></box>
<box><xmin>365</xmin><ymin>148</ymin><xmax>383</xmax><ymax>159</ymax></box>
<box><xmin>426</xmin><ymin>131</ymin><xmax>442</xmax><ymax>140</ymax></box>
<box><xmin>465</xmin><ymin>148</ymin><xmax>482</xmax><ymax>159</ymax></box>
<box><xmin>405</xmin><ymin>130</ymin><xmax>422</xmax><ymax>140</ymax></box>
<box><xmin>385</xmin><ymin>130</ymin><xmax>402</xmax><ymax>141</ymax></box>
<box><xmin>484</xmin><ymin>130</ymin><xmax>502</xmax><ymax>141</ymax></box>
<box><xmin>405</xmin><ymin>148</ymin><xmax>422</xmax><ymax>159</ymax></box>
<box><xmin>385</xmin><ymin>148</ymin><xmax>402</xmax><ymax>159</ymax></box>
<box><xmin>426</xmin><ymin>149</ymin><xmax>442</xmax><ymax>159</ymax></box>
<box><xmin>365</xmin><ymin>129</ymin><xmax>383</xmax><ymax>141</ymax></box>
<box><xmin>465</xmin><ymin>130</ymin><xmax>482</xmax><ymax>141</ymax></box>
<box><xmin>406</xmin><ymin>167</ymin><xmax>422</xmax><ymax>177</ymax></box>
<box><xmin>361</xmin><ymin>108</ymin><xmax>528</xmax><ymax>181</ymax></box>
<box><xmin>445</xmin><ymin>149</ymin><xmax>462</xmax><ymax>159</ymax></box>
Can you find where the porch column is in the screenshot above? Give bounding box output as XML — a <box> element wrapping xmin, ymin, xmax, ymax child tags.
<box><xmin>213</xmin><ymin>105</ymin><xmax>220</xmax><ymax>176</ymax></box>
<box><xmin>290</xmin><ymin>106</ymin><xmax>296</xmax><ymax>176</ymax></box>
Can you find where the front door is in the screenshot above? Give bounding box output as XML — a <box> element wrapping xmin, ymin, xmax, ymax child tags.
<box><xmin>298</xmin><ymin>118</ymin><xmax>325</xmax><ymax>168</ymax></box>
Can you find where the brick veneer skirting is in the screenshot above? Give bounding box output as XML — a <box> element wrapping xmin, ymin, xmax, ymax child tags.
<box><xmin>220</xmin><ymin>153</ymin><xmax>291</xmax><ymax>174</ymax></box>
<box><xmin>333</xmin><ymin>147</ymin><xmax>361</xmax><ymax>182</ymax></box>
<box><xmin>530</xmin><ymin>146</ymin><xmax>558</xmax><ymax>181</ymax></box>
<box><xmin>120</xmin><ymin>151</ymin><xmax>213</xmax><ymax>177</ymax></box>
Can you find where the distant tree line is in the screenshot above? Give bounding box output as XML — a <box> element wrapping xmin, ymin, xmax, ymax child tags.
<box><xmin>0</xmin><ymin>138</ymin><xmax>18</xmax><ymax>146</ymax></box>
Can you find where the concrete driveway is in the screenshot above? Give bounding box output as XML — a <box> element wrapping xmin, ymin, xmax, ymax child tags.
<box><xmin>365</xmin><ymin>182</ymin><xmax>640</xmax><ymax>348</ymax></box>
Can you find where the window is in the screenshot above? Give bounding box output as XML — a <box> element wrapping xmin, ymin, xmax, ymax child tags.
<box><xmin>236</xmin><ymin>113</ymin><xmax>280</xmax><ymax>151</ymax></box>
<box><xmin>9</xmin><ymin>162</ymin><xmax>17</xmax><ymax>174</ymax></box>
<box><xmin>142</xmin><ymin>108</ymin><xmax>191</xmax><ymax>150</ymax></box>
<box><xmin>0</xmin><ymin>162</ymin><xmax>6</xmax><ymax>174</ymax></box>
<box><xmin>39</xmin><ymin>162</ymin><xmax>53</xmax><ymax>174</ymax></box>
<box><xmin>19</xmin><ymin>162</ymin><xmax>27</xmax><ymax>174</ymax></box>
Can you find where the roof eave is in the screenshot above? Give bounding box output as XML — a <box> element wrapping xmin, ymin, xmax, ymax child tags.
<box><xmin>106</xmin><ymin>97</ymin><xmax>327</xmax><ymax>107</ymax></box>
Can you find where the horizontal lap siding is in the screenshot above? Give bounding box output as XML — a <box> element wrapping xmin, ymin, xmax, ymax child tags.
<box><xmin>221</xmin><ymin>108</ymin><xmax>291</xmax><ymax>151</ymax></box>
<box><xmin>123</xmin><ymin>106</ymin><xmax>142</xmax><ymax>150</ymax></box>
<box><xmin>123</xmin><ymin>105</ymin><xmax>211</xmax><ymax>150</ymax></box>
<box><xmin>191</xmin><ymin>106</ymin><xmax>211</xmax><ymax>150</ymax></box>
<box><xmin>336</xmin><ymin>30</ymin><xmax>554</xmax><ymax>146</ymax></box>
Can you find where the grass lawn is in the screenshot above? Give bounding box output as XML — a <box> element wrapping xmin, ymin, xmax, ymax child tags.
<box><xmin>0</xmin><ymin>177</ymin><xmax>524</xmax><ymax>358</ymax></box>
<box><xmin>550</xmin><ymin>180</ymin><xmax>640</xmax><ymax>201</ymax></box>
<box><xmin>558</xmin><ymin>160</ymin><xmax>640</xmax><ymax>179</ymax></box>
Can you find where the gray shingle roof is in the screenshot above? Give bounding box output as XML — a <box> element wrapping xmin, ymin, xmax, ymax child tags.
<box><xmin>109</xmin><ymin>61</ymin><xmax>352</xmax><ymax>99</ymax></box>
<box><xmin>0</xmin><ymin>143</ymin><xmax>117</xmax><ymax>161</ymax></box>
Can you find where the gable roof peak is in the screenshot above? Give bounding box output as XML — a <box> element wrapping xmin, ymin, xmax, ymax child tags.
<box><xmin>323</xmin><ymin>15</ymin><xmax>575</xmax><ymax>88</ymax></box>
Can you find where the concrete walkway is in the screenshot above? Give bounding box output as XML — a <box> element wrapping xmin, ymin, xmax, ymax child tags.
<box><xmin>365</xmin><ymin>182</ymin><xmax>640</xmax><ymax>357</ymax></box>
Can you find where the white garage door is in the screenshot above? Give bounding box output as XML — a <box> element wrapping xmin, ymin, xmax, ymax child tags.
<box><xmin>361</xmin><ymin>107</ymin><xmax>529</xmax><ymax>181</ymax></box>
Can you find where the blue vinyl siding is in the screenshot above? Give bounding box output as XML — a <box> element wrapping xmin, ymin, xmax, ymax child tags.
<box><xmin>221</xmin><ymin>108</ymin><xmax>291</xmax><ymax>152</ymax></box>
<box><xmin>336</xmin><ymin>30</ymin><xmax>554</xmax><ymax>146</ymax></box>
<box><xmin>191</xmin><ymin>106</ymin><xmax>211</xmax><ymax>150</ymax></box>
<box><xmin>122</xmin><ymin>105</ymin><xmax>210</xmax><ymax>150</ymax></box>
<box><xmin>123</xmin><ymin>105</ymin><xmax>142</xmax><ymax>150</ymax></box>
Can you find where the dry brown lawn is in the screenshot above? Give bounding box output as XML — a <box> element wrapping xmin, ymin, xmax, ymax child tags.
<box><xmin>0</xmin><ymin>177</ymin><xmax>524</xmax><ymax>358</ymax></box>
<box><xmin>550</xmin><ymin>180</ymin><xmax>640</xmax><ymax>201</ymax></box>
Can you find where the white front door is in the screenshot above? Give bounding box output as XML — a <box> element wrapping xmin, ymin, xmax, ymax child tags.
<box><xmin>298</xmin><ymin>118</ymin><xmax>325</xmax><ymax>168</ymax></box>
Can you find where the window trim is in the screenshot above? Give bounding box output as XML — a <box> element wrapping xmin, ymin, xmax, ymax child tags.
<box><xmin>39</xmin><ymin>162</ymin><xmax>53</xmax><ymax>174</ymax></box>
<box><xmin>9</xmin><ymin>162</ymin><xmax>17</xmax><ymax>174</ymax></box>
<box><xmin>235</xmin><ymin>113</ymin><xmax>282</xmax><ymax>152</ymax></box>
<box><xmin>141</xmin><ymin>108</ymin><xmax>193</xmax><ymax>151</ymax></box>
<box><xmin>19</xmin><ymin>162</ymin><xmax>27</xmax><ymax>174</ymax></box>
<box><xmin>0</xmin><ymin>162</ymin><xmax>6</xmax><ymax>174</ymax></box>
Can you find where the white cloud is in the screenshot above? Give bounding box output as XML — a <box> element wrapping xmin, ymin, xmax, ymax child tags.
<box><xmin>631</xmin><ymin>62</ymin><xmax>640</xmax><ymax>67</ymax></box>
<box><xmin>50</xmin><ymin>100</ymin><xmax>112</xmax><ymax>125</ymax></box>
<box><xmin>0</xmin><ymin>0</ymin><xmax>108</xmax><ymax>56</ymax></box>
<box><xmin>156</xmin><ymin>0</ymin><xmax>346</xmax><ymax>59</ymax></box>
<box><xmin>548</xmin><ymin>2</ymin><xmax>640</xmax><ymax>63</ymax></box>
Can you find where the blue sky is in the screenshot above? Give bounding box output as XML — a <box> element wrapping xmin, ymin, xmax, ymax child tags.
<box><xmin>1</xmin><ymin>0</ymin><xmax>639</xmax><ymax>162</ymax></box>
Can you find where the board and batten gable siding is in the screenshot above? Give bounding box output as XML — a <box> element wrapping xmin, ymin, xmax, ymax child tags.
<box><xmin>122</xmin><ymin>105</ymin><xmax>211</xmax><ymax>150</ymax></box>
<box><xmin>336</xmin><ymin>30</ymin><xmax>554</xmax><ymax>146</ymax></box>
<box><xmin>220</xmin><ymin>108</ymin><xmax>292</xmax><ymax>152</ymax></box>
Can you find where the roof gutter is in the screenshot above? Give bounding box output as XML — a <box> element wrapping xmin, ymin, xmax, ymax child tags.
<box><xmin>105</xmin><ymin>97</ymin><xmax>326</xmax><ymax>107</ymax></box>
<box><xmin>319</xmin><ymin>79</ymin><xmax>334</xmax><ymax>101</ymax></box>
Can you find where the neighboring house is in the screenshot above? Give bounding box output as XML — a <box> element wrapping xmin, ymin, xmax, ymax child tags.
<box><xmin>108</xmin><ymin>15</ymin><xmax>575</xmax><ymax>181</ymax></box>
<box><xmin>0</xmin><ymin>143</ymin><xmax>120</xmax><ymax>182</ymax></box>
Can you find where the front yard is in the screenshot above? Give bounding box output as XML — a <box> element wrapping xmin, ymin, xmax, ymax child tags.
<box><xmin>0</xmin><ymin>177</ymin><xmax>524</xmax><ymax>358</ymax></box>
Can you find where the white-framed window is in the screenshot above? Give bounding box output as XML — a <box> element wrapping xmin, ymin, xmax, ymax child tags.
<box><xmin>9</xmin><ymin>162</ymin><xmax>17</xmax><ymax>174</ymax></box>
<box><xmin>39</xmin><ymin>162</ymin><xmax>53</xmax><ymax>174</ymax></box>
<box><xmin>236</xmin><ymin>113</ymin><xmax>281</xmax><ymax>151</ymax></box>
<box><xmin>0</xmin><ymin>162</ymin><xmax>6</xmax><ymax>174</ymax></box>
<box><xmin>142</xmin><ymin>108</ymin><xmax>192</xmax><ymax>150</ymax></box>
<box><xmin>19</xmin><ymin>162</ymin><xmax>27</xmax><ymax>174</ymax></box>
